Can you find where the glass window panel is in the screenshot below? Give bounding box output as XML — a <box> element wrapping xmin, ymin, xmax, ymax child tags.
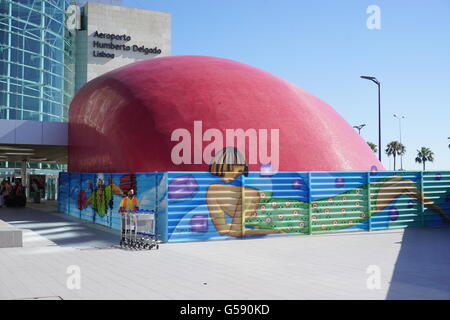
<box><xmin>1</xmin><ymin>0</ymin><xmax>70</xmax><ymax>123</ymax></box>
<box><xmin>24</xmin><ymin>27</ymin><xmax>41</xmax><ymax>41</ymax></box>
<box><xmin>9</xmin><ymin>78</ymin><xmax>21</xmax><ymax>86</ymax></box>
<box><xmin>13</xmin><ymin>1</ymin><xmax>34</xmax><ymax>7</ymax></box>
<box><xmin>30</xmin><ymin>1</ymin><xmax>43</xmax><ymax>12</ymax></box>
<box><xmin>43</xmin><ymin>99</ymin><xmax>51</xmax><ymax>113</ymax></box>
<box><xmin>0</xmin><ymin>49</ymin><xmax>7</xmax><ymax>60</ymax></box>
<box><xmin>24</xmin><ymin>38</ymin><xmax>40</xmax><ymax>53</ymax></box>
<box><xmin>7</xmin><ymin>108</ymin><xmax>18</xmax><ymax>120</ymax></box>
<box><xmin>0</xmin><ymin>1</ymin><xmax>7</xmax><ymax>14</ymax></box>
<box><xmin>52</xmin><ymin>75</ymin><xmax>63</xmax><ymax>89</ymax></box>
<box><xmin>23</xmin><ymin>51</ymin><xmax>41</xmax><ymax>68</ymax></box>
<box><xmin>11</xmin><ymin>18</ymin><xmax>25</xmax><ymax>31</ymax></box>
<box><xmin>43</xmin><ymin>71</ymin><xmax>51</xmax><ymax>85</ymax></box>
<box><xmin>43</xmin><ymin>86</ymin><xmax>59</xmax><ymax>101</ymax></box>
<box><xmin>51</xmin><ymin>102</ymin><xmax>61</xmax><ymax>116</ymax></box>
<box><xmin>9</xmin><ymin>94</ymin><xmax>22</xmax><ymax>108</ymax></box>
<box><xmin>43</xmin><ymin>115</ymin><xmax>60</xmax><ymax>122</ymax></box>
<box><xmin>0</xmin><ymin>29</ymin><xmax>8</xmax><ymax>43</ymax></box>
<box><xmin>50</xmin><ymin>0</ymin><xmax>66</xmax><ymax>10</ymax></box>
<box><xmin>11</xmin><ymin>33</ymin><xmax>22</xmax><ymax>48</ymax></box>
<box><xmin>9</xmin><ymin>83</ymin><xmax>21</xmax><ymax>94</ymax></box>
<box><xmin>23</xmin><ymin>86</ymin><xmax>40</xmax><ymax>97</ymax></box>
<box><xmin>28</xmin><ymin>162</ymin><xmax>39</xmax><ymax>169</ymax></box>
<box><xmin>23</xmin><ymin>95</ymin><xmax>39</xmax><ymax>111</ymax></box>
<box><xmin>22</xmin><ymin>80</ymin><xmax>40</xmax><ymax>90</ymax></box>
<box><xmin>10</xmin><ymin>64</ymin><xmax>23</xmax><ymax>78</ymax></box>
<box><xmin>12</xmin><ymin>4</ymin><xmax>28</xmax><ymax>21</ymax></box>
<box><xmin>10</xmin><ymin>48</ymin><xmax>23</xmax><ymax>63</ymax></box>
<box><xmin>0</xmin><ymin>61</ymin><xmax>7</xmax><ymax>75</ymax></box>
<box><xmin>53</xmin><ymin>37</ymin><xmax>63</xmax><ymax>49</ymax></box>
<box><xmin>44</xmin><ymin>58</ymin><xmax>51</xmax><ymax>70</ymax></box>
<box><xmin>44</xmin><ymin>31</ymin><xmax>59</xmax><ymax>46</ymax></box>
<box><xmin>23</xmin><ymin>66</ymin><xmax>40</xmax><ymax>82</ymax></box>
<box><xmin>51</xmin><ymin>62</ymin><xmax>63</xmax><ymax>75</ymax></box>
<box><xmin>45</xmin><ymin>2</ymin><xmax>60</xmax><ymax>16</ymax></box>
<box><xmin>28</xmin><ymin>9</ymin><xmax>42</xmax><ymax>26</ymax></box>
<box><xmin>22</xmin><ymin>110</ymin><xmax>40</xmax><ymax>121</ymax></box>
<box><xmin>48</xmin><ymin>9</ymin><xmax>63</xmax><ymax>24</ymax></box>
<box><xmin>43</xmin><ymin>44</ymin><xmax>51</xmax><ymax>58</ymax></box>
<box><xmin>47</xmin><ymin>46</ymin><xmax>62</xmax><ymax>61</ymax></box>
<box><xmin>45</xmin><ymin>17</ymin><xmax>62</xmax><ymax>35</ymax></box>
<box><xmin>0</xmin><ymin>91</ymin><xmax>6</xmax><ymax>105</ymax></box>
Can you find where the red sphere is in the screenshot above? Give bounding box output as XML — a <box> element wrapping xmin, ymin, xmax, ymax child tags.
<box><xmin>69</xmin><ymin>55</ymin><xmax>383</xmax><ymax>172</ymax></box>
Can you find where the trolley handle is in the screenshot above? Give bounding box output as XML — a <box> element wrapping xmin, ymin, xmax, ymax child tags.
<box><xmin>119</xmin><ymin>209</ymin><xmax>155</xmax><ymax>215</ymax></box>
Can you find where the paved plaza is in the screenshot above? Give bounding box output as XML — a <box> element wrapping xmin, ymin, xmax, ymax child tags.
<box><xmin>0</xmin><ymin>203</ymin><xmax>449</xmax><ymax>300</ymax></box>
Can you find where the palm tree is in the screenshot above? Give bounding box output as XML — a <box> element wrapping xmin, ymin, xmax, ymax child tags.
<box><xmin>385</xmin><ymin>141</ymin><xmax>406</xmax><ymax>171</ymax></box>
<box><xmin>415</xmin><ymin>147</ymin><xmax>434</xmax><ymax>171</ymax></box>
<box><xmin>367</xmin><ymin>142</ymin><xmax>377</xmax><ymax>153</ymax></box>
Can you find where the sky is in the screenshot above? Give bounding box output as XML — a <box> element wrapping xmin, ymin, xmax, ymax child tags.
<box><xmin>123</xmin><ymin>0</ymin><xmax>450</xmax><ymax>170</ymax></box>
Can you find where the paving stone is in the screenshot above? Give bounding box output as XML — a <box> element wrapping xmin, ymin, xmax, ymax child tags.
<box><xmin>1</xmin><ymin>204</ymin><xmax>449</xmax><ymax>299</ymax></box>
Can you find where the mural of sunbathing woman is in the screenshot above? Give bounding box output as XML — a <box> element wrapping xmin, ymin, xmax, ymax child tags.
<box><xmin>206</xmin><ymin>147</ymin><xmax>450</xmax><ymax>238</ymax></box>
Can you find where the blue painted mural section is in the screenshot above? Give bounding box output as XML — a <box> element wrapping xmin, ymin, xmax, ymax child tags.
<box><xmin>369</xmin><ymin>171</ymin><xmax>422</xmax><ymax>230</ymax></box>
<box><xmin>57</xmin><ymin>173</ymin><xmax>69</xmax><ymax>214</ymax></box>
<box><xmin>59</xmin><ymin>170</ymin><xmax>450</xmax><ymax>243</ymax></box>
<box><xmin>167</xmin><ymin>172</ymin><xmax>237</xmax><ymax>242</ymax></box>
<box><xmin>58</xmin><ymin>172</ymin><xmax>167</xmax><ymax>240</ymax></box>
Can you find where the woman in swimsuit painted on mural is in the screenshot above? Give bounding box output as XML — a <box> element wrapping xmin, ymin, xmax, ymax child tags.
<box><xmin>206</xmin><ymin>147</ymin><xmax>450</xmax><ymax>237</ymax></box>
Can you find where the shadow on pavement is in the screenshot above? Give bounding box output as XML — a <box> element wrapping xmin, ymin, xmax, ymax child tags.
<box><xmin>0</xmin><ymin>202</ymin><xmax>118</xmax><ymax>248</ymax></box>
<box><xmin>386</xmin><ymin>226</ymin><xmax>450</xmax><ymax>299</ymax></box>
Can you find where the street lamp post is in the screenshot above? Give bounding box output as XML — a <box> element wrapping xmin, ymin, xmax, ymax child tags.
<box><xmin>360</xmin><ymin>76</ymin><xmax>381</xmax><ymax>162</ymax></box>
<box><xmin>353</xmin><ymin>124</ymin><xmax>366</xmax><ymax>135</ymax></box>
<box><xmin>393</xmin><ymin>114</ymin><xmax>405</xmax><ymax>170</ymax></box>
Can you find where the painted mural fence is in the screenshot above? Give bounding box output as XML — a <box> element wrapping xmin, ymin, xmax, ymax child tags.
<box><xmin>59</xmin><ymin>171</ymin><xmax>450</xmax><ymax>243</ymax></box>
<box><xmin>58</xmin><ymin>172</ymin><xmax>167</xmax><ymax>241</ymax></box>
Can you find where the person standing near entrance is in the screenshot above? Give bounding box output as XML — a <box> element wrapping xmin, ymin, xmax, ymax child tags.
<box><xmin>0</xmin><ymin>180</ymin><xmax>6</xmax><ymax>207</ymax></box>
<box><xmin>2</xmin><ymin>180</ymin><xmax>12</xmax><ymax>207</ymax></box>
<box><xmin>119</xmin><ymin>189</ymin><xmax>139</xmax><ymax>213</ymax></box>
<box><xmin>119</xmin><ymin>189</ymin><xmax>139</xmax><ymax>244</ymax></box>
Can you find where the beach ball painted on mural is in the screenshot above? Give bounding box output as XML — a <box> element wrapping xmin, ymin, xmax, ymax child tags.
<box><xmin>389</xmin><ymin>207</ymin><xmax>399</xmax><ymax>221</ymax></box>
<box><xmin>168</xmin><ymin>175</ymin><xmax>199</xmax><ymax>200</ymax></box>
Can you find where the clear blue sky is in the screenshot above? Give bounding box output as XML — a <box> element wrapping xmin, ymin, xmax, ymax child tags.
<box><xmin>124</xmin><ymin>0</ymin><xmax>450</xmax><ymax>170</ymax></box>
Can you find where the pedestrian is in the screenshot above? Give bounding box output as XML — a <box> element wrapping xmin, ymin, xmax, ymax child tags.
<box><xmin>119</xmin><ymin>189</ymin><xmax>139</xmax><ymax>244</ymax></box>
<box><xmin>0</xmin><ymin>180</ymin><xmax>5</xmax><ymax>207</ymax></box>
<box><xmin>119</xmin><ymin>189</ymin><xmax>139</xmax><ymax>213</ymax></box>
<box><xmin>2</xmin><ymin>180</ymin><xmax>12</xmax><ymax>207</ymax></box>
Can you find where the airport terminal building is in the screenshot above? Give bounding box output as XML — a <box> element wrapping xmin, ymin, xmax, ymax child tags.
<box><xmin>0</xmin><ymin>0</ymin><xmax>171</xmax><ymax>200</ymax></box>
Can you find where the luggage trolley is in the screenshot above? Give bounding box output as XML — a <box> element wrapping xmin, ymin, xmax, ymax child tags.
<box><xmin>120</xmin><ymin>210</ymin><xmax>159</xmax><ymax>250</ymax></box>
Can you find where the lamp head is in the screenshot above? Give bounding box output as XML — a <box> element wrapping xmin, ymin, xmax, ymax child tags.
<box><xmin>360</xmin><ymin>75</ymin><xmax>380</xmax><ymax>85</ymax></box>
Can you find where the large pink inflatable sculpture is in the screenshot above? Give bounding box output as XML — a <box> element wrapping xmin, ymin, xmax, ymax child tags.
<box><xmin>69</xmin><ymin>55</ymin><xmax>383</xmax><ymax>172</ymax></box>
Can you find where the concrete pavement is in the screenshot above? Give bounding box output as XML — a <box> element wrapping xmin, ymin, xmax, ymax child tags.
<box><xmin>0</xmin><ymin>203</ymin><xmax>449</xmax><ymax>300</ymax></box>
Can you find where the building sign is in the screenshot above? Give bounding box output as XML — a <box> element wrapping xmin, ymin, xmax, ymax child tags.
<box><xmin>92</xmin><ymin>31</ymin><xmax>162</xmax><ymax>59</ymax></box>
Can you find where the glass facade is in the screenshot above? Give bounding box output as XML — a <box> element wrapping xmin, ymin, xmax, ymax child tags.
<box><xmin>0</xmin><ymin>0</ymin><xmax>75</xmax><ymax>122</ymax></box>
